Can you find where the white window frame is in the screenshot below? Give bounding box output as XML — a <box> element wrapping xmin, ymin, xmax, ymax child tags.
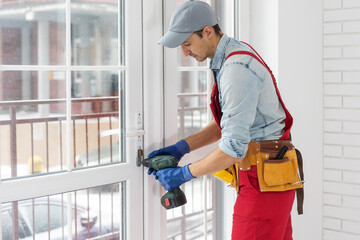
<box><xmin>0</xmin><ymin>0</ymin><xmax>144</xmax><ymax>239</ymax></box>
<box><xmin>142</xmin><ymin>0</ymin><xmax>167</xmax><ymax>239</ymax></box>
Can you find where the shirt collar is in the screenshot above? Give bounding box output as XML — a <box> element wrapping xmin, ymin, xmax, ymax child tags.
<box><xmin>210</xmin><ymin>34</ymin><xmax>230</xmax><ymax>71</ymax></box>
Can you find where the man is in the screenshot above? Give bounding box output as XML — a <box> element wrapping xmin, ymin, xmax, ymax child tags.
<box><xmin>147</xmin><ymin>1</ymin><xmax>302</xmax><ymax>239</ymax></box>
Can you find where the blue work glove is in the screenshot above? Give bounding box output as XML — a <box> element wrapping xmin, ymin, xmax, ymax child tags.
<box><xmin>147</xmin><ymin>139</ymin><xmax>190</xmax><ymax>176</ymax></box>
<box><xmin>155</xmin><ymin>164</ymin><xmax>195</xmax><ymax>191</ymax></box>
<box><xmin>148</xmin><ymin>139</ymin><xmax>190</xmax><ymax>160</ymax></box>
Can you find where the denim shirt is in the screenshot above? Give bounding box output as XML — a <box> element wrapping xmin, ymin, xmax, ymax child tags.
<box><xmin>210</xmin><ymin>34</ymin><xmax>286</xmax><ymax>159</ymax></box>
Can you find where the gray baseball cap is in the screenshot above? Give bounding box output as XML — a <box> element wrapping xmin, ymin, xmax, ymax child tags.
<box><xmin>158</xmin><ymin>0</ymin><xmax>218</xmax><ymax>48</ymax></box>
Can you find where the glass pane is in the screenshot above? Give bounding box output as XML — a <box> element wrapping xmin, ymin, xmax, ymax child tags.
<box><xmin>71</xmin><ymin>0</ymin><xmax>124</xmax><ymax>66</ymax></box>
<box><xmin>1</xmin><ymin>210</ymin><xmax>13</xmax><ymax>239</ymax></box>
<box><xmin>177</xmin><ymin>71</ymin><xmax>208</xmax><ymax>139</ymax></box>
<box><xmin>73</xmin><ymin>182</ymin><xmax>124</xmax><ymax>239</ymax></box>
<box><xmin>71</xmin><ymin>71</ymin><xmax>123</xmax><ymax>168</ymax></box>
<box><xmin>167</xmin><ymin>177</ymin><xmax>216</xmax><ymax>240</ymax></box>
<box><xmin>184</xmin><ymin>177</ymin><xmax>204</xmax><ymax>215</ymax></box>
<box><xmin>186</xmin><ymin>214</ymin><xmax>204</xmax><ymax>239</ymax></box>
<box><xmin>0</xmin><ymin>71</ymin><xmax>67</xmax><ymax>179</ymax></box>
<box><xmin>207</xmin><ymin>211</ymin><xmax>215</xmax><ymax>240</ymax></box>
<box><xmin>0</xmin><ymin>70</ymin><xmax>66</xmax><ymax>102</ymax></box>
<box><xmin>2</xmin><ymin>194</ymin><xmax>67</xmax><ymax>240</ymax></box>
<box><xmin>2</xmin><ymin>182</ymin><xmax>124</xmax><ymax>240</ymax></box>
<box><xmin>167</xmin><ymin>219</ymin><xmax>181</xmax><ymax>239</ymax></box>
<box><xmin>0</xmin><ymin>1</ymin><xmax>66</xmax><ymax>65</ymax></box>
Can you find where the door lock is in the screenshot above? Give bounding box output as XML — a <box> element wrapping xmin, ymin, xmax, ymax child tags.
<box><xmin>136</xmin><ymin>112</ymin><xmax>144</xmax><ymax>167</ymax></box>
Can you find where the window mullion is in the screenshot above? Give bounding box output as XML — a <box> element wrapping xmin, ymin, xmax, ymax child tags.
<box><xmin>65</xmin><ymin>0</ymin><xmax>72</xmax><ymax>173</ymax></box>
<box><xmin>65</xmin><ymin>0</ymin><xmax>72</xmax><ymax>238</ymax></box>
<box><xmin>234</xmin><ymin>0</ymin><xmax>240</xmax><ymax>40</ymax></box>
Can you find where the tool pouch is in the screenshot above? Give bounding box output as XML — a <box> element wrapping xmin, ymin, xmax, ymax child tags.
<box><xmin>257</xmin><ymin>148</ymin><xmax>303</xmax><ymax>192</ymax></box>
<box><xmin>256</xmin><ymin>141</ymin><xmax>305</xmax><ymax>215</ymax></box>
<box><xmin>263</xmin><ymin>158</ymin><xmax>297</xmax><ymax>186</ymax></box>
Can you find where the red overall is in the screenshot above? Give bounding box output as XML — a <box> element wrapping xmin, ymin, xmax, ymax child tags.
<box><xmin>210</xmin><ymin>43</ymin><xmax>295</xmax><ymax>240</ymax></box>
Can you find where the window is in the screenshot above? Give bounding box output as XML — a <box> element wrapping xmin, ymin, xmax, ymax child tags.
<box><xmin>0</xmin><ymin>0</ymin><xmax>143</xmax><ymax>239</ymax></box>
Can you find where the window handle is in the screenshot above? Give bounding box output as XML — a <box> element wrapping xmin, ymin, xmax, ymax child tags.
<box><xmin>126</xmin><ymin>130</ymin><xmax>145</xmax><ymax>138</ymax></box>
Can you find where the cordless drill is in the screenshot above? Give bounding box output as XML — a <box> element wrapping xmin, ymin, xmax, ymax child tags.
<box><xmin>142</xmin><ymin>155</ymin><xmax>187</xmax><ymax>209</ymax></box>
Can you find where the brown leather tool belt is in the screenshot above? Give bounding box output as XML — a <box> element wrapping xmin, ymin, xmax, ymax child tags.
<box><xmin>238</xmin><ymin>140</ymin><xmax>304</xmax><ymax>215</ymax></box>
<box><xmin>239</xmin><ymin>140</ymin><xmax>296</xmax><ymax>170</ymax></box>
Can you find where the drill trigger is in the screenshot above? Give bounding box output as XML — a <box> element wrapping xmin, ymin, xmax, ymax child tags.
<box><xmin>164</xmin><ymin>198</ymin><xmax>170</xmax><ymax>207</ymax></box>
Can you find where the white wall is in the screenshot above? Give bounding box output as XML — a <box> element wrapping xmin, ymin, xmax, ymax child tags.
<box><xmin>278</xmin><ymin>1</ymin><xmax>323</xmax><ymax>239</ymax></box>
<box><xmin>249</xmin><ymin>0</ymin><xmax>279</xmax><ymax>79</ymax></box>
<box><xmin>250</xmin><ymin>0</ymin><xmax>323</xmax><ymax>239</ymax></box>
<box><xmin>323</xmin><ymin>0</ymin><xmax>360</xmax><ymax>239</ymax></box>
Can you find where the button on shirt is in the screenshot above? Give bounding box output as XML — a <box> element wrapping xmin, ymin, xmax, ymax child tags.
<box><xmin>210</xmin><ymin>34</ymin><xmax>286</xmax><ymax>159</ymax></box>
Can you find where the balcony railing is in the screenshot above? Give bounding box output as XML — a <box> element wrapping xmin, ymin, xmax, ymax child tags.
<box><xmin>0</xmin><ymin>96</ymin><xmax>119</xmax><ymax>178</ymax></box>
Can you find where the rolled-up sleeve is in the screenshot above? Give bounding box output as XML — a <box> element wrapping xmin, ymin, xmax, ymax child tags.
<box><xmin>218</xmin><ymin>59</ymin><xmax>264</xmax><ymax>158</ymax></box>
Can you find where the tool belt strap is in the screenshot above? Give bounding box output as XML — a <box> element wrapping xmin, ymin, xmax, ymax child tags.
<box><xmin>238</xmin><ymin>140</ymin><xmax>296</xmax><ymax>170</ymax></box>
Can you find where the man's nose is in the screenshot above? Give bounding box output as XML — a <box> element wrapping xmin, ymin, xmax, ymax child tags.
<box><xmin>181</xmin><ymin>45</ymin><xmax>190</xmax><ymax>56</ymax></box>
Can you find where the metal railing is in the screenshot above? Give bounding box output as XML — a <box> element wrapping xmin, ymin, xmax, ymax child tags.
<box><xmin>0</xmin><ymin>96</ymin><xmax>119</xmax><ymax>176</ymax></box>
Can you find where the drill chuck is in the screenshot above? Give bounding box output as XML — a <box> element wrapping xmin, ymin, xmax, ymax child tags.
<box><xmin>142</xmin><ymin>155</ymin><xmax>178</xmax><ymax>169</ymax></box>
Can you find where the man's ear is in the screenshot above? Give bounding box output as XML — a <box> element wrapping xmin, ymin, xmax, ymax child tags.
<box><xmin>203</xmin><ymin>26</ymin><xmax>214</xmax><ymax>38</ymax></box>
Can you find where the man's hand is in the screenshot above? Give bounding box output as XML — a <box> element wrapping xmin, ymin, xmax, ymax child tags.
<box><xmin>148</xmin><ymin>139</ymin><xmax>190</xmax><ymax>160</ymax></box>
<box><xmin>147</xmin><ymin>139</ymin><xmax>190</xmax><ymax>176</ymax></box>
<box><xmin>155</xmin><ymin>164</ymin><xmax>195</xmax><ymax>191</ymax></box>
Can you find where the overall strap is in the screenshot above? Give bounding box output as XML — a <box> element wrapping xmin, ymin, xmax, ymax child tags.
<box><xmin>210</xmin><ymin>71</ymin><xmax>222</xmax><ymax>128</ymax></box>
<box><xmin>226</xmin><ymin>46</ymin><xmax>302</xmax><ymax>215</ymax></box>
<box><xmin>225</xmin><ymin>44</ymin><xmax>293</xmax><ymax>140</ymax></box>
